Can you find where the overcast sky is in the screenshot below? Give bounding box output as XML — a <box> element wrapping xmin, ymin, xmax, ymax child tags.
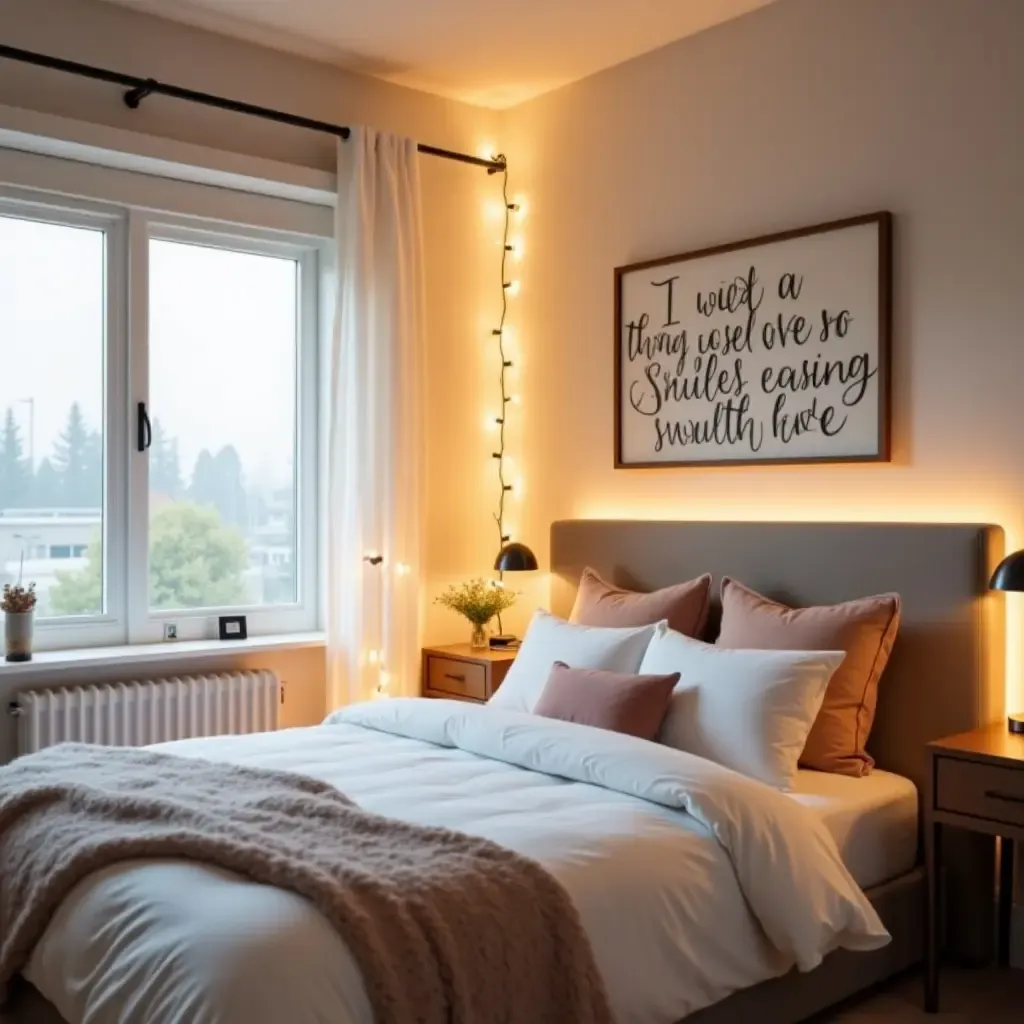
<box><xmin>0</xmin><ymin>215</ymin><xmax>297</xmax><ymax>494</ymax></box>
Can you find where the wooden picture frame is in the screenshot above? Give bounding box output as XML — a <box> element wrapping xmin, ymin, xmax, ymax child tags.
<box><xmin>614</xmin><ymin>212</ymin><xmax>892</xmax><ymax>468</ymax></box>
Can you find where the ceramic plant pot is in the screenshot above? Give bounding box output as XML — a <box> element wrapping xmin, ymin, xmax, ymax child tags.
<box><xmin>4</xmin><ymin>609</ymin><xmax>34</xmax><ymax>662</ymax></box>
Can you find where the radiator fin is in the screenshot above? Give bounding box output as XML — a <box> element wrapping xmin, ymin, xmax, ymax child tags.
<box><xmin>15</xmin><ymin>671</ymin><xmax>280</xmax><ymax>756</ymax></box>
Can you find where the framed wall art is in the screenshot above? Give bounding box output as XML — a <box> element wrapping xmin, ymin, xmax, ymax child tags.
<box><xmin>615</xmin><ymin>212</ymin><xmax>892</xmax><ymax>467</ymax></box>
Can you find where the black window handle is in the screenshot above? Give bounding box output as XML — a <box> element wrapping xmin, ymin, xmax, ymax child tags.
<box><xmin>137</xmin><ymin>402</ymin><xmax>152</xmax><ymax>453</ymax></box>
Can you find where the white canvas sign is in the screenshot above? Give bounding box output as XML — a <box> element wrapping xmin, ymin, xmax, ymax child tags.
<box><xmin>615</xmin><ymin>214</ymin><xmax>891</xmax><ymax>466</ymax></box>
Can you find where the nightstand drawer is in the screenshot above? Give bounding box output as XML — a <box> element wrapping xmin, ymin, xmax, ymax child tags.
<box><xmin>426</xmin><ymin>656</ymin><xmax>487</xmax><ymax>700</ymax></box>
<box><xmin>936</xmin><ymin>756</ymin><xmax>1024</xmax><ymax>827</ymax></box>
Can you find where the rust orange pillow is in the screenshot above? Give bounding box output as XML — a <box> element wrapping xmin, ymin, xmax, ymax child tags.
<box><xmin>569</xmin><ymin>568</ymin><xmax>712</xmax><ymax>638</ymax></box>
<box><xmin>716</xmin><ymin>578</ymin><xmax>901</xmax><ymax>777</ymax></box>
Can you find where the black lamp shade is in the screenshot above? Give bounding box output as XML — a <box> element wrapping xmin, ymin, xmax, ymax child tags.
<box><xmin>494</xmin><ymin>542</ymin><xmax>538</xmax><ymax>572</ymax></box>
<box><xmin>990</xmin><ymin>550</ymin><xmax>1024</xmax><ymax>592</ymax></box>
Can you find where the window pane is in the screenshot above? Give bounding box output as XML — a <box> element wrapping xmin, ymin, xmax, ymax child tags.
<box><xmin>148</xmin><ymin>238</ymin><xmax>298</xmax><ymax>612</ymax></box>
<box><xmin>0</xmin><ymin>215</ymin><xmax>105</xmax><ymax>619</ymax></box>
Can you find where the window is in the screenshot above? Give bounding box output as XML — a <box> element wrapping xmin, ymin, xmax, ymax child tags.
<box><xmin>0</xmin><ymin>211</ymin><xmax>106</xmax><ymax>621</ymax></box>
<box><xmin>0</xmin><ymin>189</ymin><xmax>322</xmax><ymax>650</ymax></box>
<box><xmin>147</xmin><ymin>237</ymin><xmax>299</xmax><ymax>614</ymax></box>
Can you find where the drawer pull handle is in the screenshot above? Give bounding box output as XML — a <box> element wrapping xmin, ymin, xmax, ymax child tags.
<box><xmin>985</xmin><ymin>789</ymin><xmax>1024</xmax><ymax>805</ymax></box>
<box><xmin>443</xmin><ymin>673</ymin><xmax>466</xmax><ymax>683</ymax></box>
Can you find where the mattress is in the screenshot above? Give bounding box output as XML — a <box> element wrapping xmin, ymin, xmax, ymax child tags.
<box><xmin>789</xmin><ymin>769</ymin><xmax>919</xmax><ymax>890</ymax></box>
<box><xmin>20</xmin><ymin>705</ymin><xmax>887</xmax><ymax>1024</ymax></box>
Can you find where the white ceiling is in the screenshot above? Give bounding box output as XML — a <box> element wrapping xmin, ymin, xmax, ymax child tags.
<box><xmin>98</xmin><ymin>0</ymin><xmax>780</xmax><ymax>109</ymax></box>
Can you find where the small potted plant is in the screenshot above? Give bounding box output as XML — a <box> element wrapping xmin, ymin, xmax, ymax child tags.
<box><xmin>2</xmin><ymin>581</ymin><xmax>37</xmax><ymax>663</ymax></box>
<box><xmin>435</xmin><ymin>578</ymin><xmax>517</xmax><ymax>649</ymax></box>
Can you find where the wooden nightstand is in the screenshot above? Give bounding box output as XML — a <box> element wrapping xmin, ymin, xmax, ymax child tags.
<box><xmin>421</xmin><ymin>644</ymin><xmax>516</xmax><ymax>703</ymax></box>
<box><xmin>925</xmin><ymin>724</ymin><xmax>1024</xmax><ymax>1012</ymax></box>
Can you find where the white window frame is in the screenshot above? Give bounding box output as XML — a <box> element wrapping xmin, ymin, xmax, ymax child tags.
<box><xmin>0</xmin><ymin>177</ymin><xmax>326</xmax><ymax>652</ymax></box>
<box><xmin>0</xmin><ymin>189</ymin><xmax>129</xmax><ymax>650</ymax></box>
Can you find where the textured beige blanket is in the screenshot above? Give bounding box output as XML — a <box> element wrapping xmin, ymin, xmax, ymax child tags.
<box><xmin>0</xmin><ymin>743</ymin><xmax>613</xmax><ymax>1024</ymax></box>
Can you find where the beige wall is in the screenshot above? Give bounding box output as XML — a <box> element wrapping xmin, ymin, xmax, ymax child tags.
<box><xmin>4</xmin><ymin>0</ymin><xmax>1024</xmax><ymax>710</ymax></box>
<box><xmin>0</xmin><ymin>0</ymin><xmax>510</xmax><ymax>706</ymax></box>
<box><xmin>503</xmin><ymin>0</ymin><xmax>1024</xmax><ymax>703</ymax></box>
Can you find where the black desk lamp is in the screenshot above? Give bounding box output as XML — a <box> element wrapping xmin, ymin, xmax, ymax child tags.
<box><xmin>490</xmin><ymin>542</ymin><xmax>538</xmax><ymax>647</ymax></box>
<box><xmin>989</xmin><ymin>550</ymin><xmax>1024</xmax><ymax>734</ymax></box>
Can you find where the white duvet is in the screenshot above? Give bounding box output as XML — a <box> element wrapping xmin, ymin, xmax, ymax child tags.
<box><xmin>24</xmin><ymin>699</ymin><xmax>888</xmax><ymax>1024</ymax></box>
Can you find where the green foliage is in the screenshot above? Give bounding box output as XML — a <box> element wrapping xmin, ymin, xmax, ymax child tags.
<box><xmin>149</xmin><ymin>503</ymin><xmax>248</xmax><ymax>611</ymax></box>
<box><xmin>50</xmin><ymin>503</ymin><xmax>249</xmax><ymax>616</ymax></box>
<box><xmin>0</xmin><ymin>408</ymin><xmax>32</xmax><ymax>509</ymax></box>
<box><xmin>434</xmin><ymin>578</ymin><xmax>517</xmax><ymax>626</ymax></box>
<box><xmin>50</xmin><ymin>538</ymin><xmax>102</xmax><ymax>616</ymax></box>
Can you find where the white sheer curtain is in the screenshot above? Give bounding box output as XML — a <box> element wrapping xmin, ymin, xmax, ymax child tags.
<box><xmin>327</xmin><ymin>128</ymin><xmax>425</xmax><ymax>709</ymax></box>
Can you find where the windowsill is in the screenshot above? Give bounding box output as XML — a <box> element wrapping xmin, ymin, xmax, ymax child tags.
<box><xmin>0</xmin><ymin>632</ymin><xmax>326</xmax><ymax>679</ymax></box>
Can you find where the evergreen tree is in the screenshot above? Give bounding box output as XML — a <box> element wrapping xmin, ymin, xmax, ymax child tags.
<box><xmin>53</xmin><ymin>403</ymin><xmax>101</xmax><ymax>508</ymax></box>
<box><xmin>189</xmin><ymin>448</ymin><xmax>217</xmax><ymax>508</ymax></box>
<box><xmin>150</xmin><ymin>419</ymin><xmax>183</xmax><ymax>498</ymax></box>
<box><xmin>82</xmin><ymin>428</ymin><xmax>103</xmax><ymax>507</ymax></box>
<box><xmin>189</xmin><ymin>446</ymin><xmax>246</xmax><ymax>528</ymax></box>
<box><xmin>0</xmin><ymin>408</ymin><xmax>32</xmax><ymax>509</ymax></box>
<box><xmin>212</xmin><ymin>445</ymin><xmax>247</xmax><ymax>528</ymax></box>
<box><xmin>32</xmin><ymin>458</ymin><xmax>61</xmax><ymax>508</ymax></box>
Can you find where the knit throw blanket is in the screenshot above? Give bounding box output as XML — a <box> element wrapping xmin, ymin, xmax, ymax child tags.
<box><xmin>0</xmin><ymin>743</ymin><xmax>613</xmax><ymax>1024</ymax></box>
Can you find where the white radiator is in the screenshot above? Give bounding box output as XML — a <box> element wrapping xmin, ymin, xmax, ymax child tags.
<box><xmin>13</xmin><ymin>670</ymin><xmax>281</xmax><ymax>756</ymax></box>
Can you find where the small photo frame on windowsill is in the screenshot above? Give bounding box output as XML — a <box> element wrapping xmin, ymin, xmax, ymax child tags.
<box><xmin>218</xmin><ymin>615</ymin><xmax>248</xmax><ymax>641</ymax></box>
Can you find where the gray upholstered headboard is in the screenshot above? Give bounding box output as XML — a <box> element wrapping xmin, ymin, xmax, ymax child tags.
<box><xmin>550</xmin><ymin>521</ymin><xmax>1005</xmax><ymax>794</ymax></box>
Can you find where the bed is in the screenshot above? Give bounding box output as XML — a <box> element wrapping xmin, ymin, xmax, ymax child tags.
<box><xmin>1</xmin><ymin>520</ymin><xmax>1006</xmax><ymax>1024</ymax></box>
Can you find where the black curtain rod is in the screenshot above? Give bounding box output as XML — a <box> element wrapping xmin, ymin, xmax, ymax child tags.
<box><xmin>0</xmin><ymin>44</ymin><xmax>506</xmax><ymax>173</ymax></box>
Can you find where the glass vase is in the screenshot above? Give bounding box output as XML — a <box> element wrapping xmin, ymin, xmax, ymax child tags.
<box><xmin>469</xmin><ymin>623</ymin><xmax>488</xmax><ymax>650</ymax></box>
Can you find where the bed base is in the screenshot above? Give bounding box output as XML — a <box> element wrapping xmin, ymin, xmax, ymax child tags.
<box><xmin>686</xmin><ymin>868</ymin><xmax>924</xmax><ymax>1023</ymax></box>
<box><xmin>2</xmin><ymin>870</ymin><xmax>924</xmax><ymax>1024</ymax></box>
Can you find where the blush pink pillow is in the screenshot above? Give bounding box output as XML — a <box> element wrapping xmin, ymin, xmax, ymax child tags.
<box><xmin>716</xmin><ymin>578</ymin><xmax>901</xmax><ymax>777</ymax></box>
<box><xmin>570</xmin><ymin>568</ymin><xmax>712</xmax><ymax>638</ymax></box>
<box><xmin>533</xmin><ymin>661</ymin><xmax>680</xmax><ymax>740</ymax></box>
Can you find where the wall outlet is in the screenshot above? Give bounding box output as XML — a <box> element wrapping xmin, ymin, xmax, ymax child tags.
<box><xmin>163</xmin><ymin>622</ymin><xmax>178</xmax><ymax>641</ymax></box>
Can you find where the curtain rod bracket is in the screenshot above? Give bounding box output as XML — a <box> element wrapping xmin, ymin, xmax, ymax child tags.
<box><xmin>124</xmin><ymin>78</ymin><xmax>158</xmax><ymax>109</ymax></box>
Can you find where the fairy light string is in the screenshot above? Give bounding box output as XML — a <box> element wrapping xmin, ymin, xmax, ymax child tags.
<box><xmin>492</xmin><ymin>154</ymin><xmax>515</xmax><ymax>565</ymax></box>
<box><xmin>490</xmin><ymin>154</ymin><xmax>521</xmax><ymax>633</ymax></box>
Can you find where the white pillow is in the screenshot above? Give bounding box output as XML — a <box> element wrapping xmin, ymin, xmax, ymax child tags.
<box><xmin>640</xmin><ymin>625</ymin><xmax>845</xmax><ymax>790</ymax></box>
<box><xmin>489</xmin><ymin>610</ymin><xmax>661</xmax><ymax>713</ymax></box>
